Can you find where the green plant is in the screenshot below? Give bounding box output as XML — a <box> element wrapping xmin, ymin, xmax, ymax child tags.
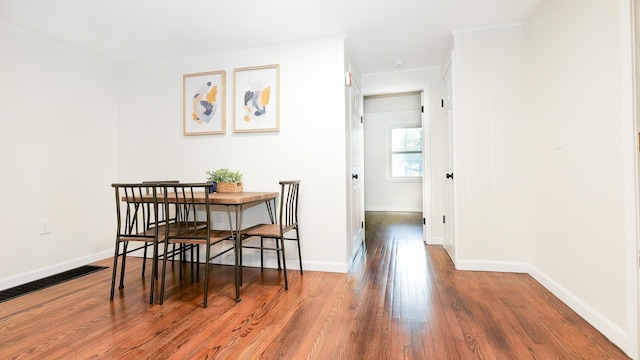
<box><xmin>206</xmin><ymin>167</ymin><xmax>242</xmax><ymax>183</ymax></box>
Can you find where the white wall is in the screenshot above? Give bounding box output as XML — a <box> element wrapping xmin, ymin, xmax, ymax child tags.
<box><xmin>0</xmin><ymin>21</ymin><xmax>119</xmax><ymax>288</ymax></box>
<box><xmin>523</xmin><ymin>0</ymin><xmax>635</xmax><ymax>353</ymax></box>
<box><xmin>364</xmin><ymin>93</ymin><xmax>423</xmax><ymax>212</ymax></box>
<box><xmin>362</xmin><ymin>68</ymin><xmax>443</xmax><ymax>243</ymax></box>
<box><xmin>118</xmin><ymin>36</ymin><xmax>350</xmax><ymax>272</ymax></box>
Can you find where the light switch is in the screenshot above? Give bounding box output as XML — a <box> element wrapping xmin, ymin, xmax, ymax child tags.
<box><xmin>555</xmin><ymin>130</ymin><xmax>564</xmax><ymax>150</ymax></box>
<box><xmin>40</xmin><ymin>219</ymin><xmax>51</xmax><ymax>235</ymax></box>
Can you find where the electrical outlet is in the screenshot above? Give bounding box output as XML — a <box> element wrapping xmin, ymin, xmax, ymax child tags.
<box><xmin>40</xmin><ymin>219</ymin><xmax>51</xmax><ymax>235</ymax></box>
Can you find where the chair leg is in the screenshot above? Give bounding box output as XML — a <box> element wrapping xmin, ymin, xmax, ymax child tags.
<box><xmin>179</xmin><ymin>244</ymin><xmax>184</xmax><ymax>280</ymax></box>
<box><xmin>159</xmin><ymin>241</ymin><xmax>170</xmax><ymax>305</ymax></box>
<box><xmin>190</xmin><ymin>245</ymin><xmax>196</xmax><ymax>283</ymax></box>
<box><xmin>203</xmin><ymin>245</ymin><xmax>211</xmax><ymax>308</ymax></box>
<box><xmin>260</xmin><ymin>237</ymin><xmax>264</xmax><ymax>271</ymax></box>
<box><xmin>119</xmin><ymin>242</ymin><xmax>129</xmax><ymax>289</ymax></box>
<box><xmin>280</xmin><ymin>237</ymin><xmax>288</xmax><ymax>290</ymax></box>
<box><xmin>196</xmin><ymin>245</ymin><xmax>201</xmax><ymax>283</ymax></box>
<box><xmin>275</xmin><ymin>238</ymin><xmax>282</xmax><ymax>270</ymax></box>
<box><xmin>295</xmin><ymin>231</ymin><xmax>303</xmax><ymax>275</ymax></box>
<box><xmin>110</xmin><ymin>241</ymin><xmax>121</xmax><ymax>300</ymax></box>
<box><xmin>142</xmin><ymin>245</ymin><xmax>149</xmax><ymax>277</ymax></box>
<box><xmin>150</xmin><ymin>241</ymin><xmax>159</xmax><ymax>304</ymax></box>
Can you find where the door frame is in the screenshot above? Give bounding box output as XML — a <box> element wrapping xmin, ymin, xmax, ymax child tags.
<box><xmin>360</xmin><ymin>87</ymin><xmax>432</xmax><ymax>244</ymax></box>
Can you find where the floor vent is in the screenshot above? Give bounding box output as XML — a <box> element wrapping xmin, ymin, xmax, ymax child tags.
<box><xmin>0</xmin><ymin>265</ymin><xmax>108</xmax><ymax>303</ymax></box>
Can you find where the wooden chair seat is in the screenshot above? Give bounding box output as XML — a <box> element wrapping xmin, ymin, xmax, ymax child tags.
<box><xmin>243</xmin><ymin>224</ymin><xmax>280</xmax><ymax>238</ymax></box>
<box><xmin>166</xmin><ymin>229</ymin><xmax>232</xmax><ymax>245</ymax></box>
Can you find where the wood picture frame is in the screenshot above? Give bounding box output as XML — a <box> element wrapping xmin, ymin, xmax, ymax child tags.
<box><xmin>183</xmin><ymin>70</ymin><xmax>226</xmax><ymax>136</ymax></box>
<box><xmin>233</xmin><ymin>64</ymin><xmax>280</xmax><ymax>133</ymax></box>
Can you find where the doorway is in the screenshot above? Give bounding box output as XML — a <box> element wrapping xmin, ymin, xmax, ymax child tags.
<box><xmin>363</xmin><ymin>92</ymin><xmax>424</xmax><ymax>219</ymax></box>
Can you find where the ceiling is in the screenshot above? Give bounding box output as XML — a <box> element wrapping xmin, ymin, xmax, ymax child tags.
<box><xmin>0</xmin><ymin>0</ymin><xmax>540</xmax><ymax>74</ymax></box>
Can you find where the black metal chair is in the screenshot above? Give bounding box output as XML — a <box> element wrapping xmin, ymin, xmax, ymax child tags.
<box><xmin>158</xmin><ymin>183</ymin><xmax>235</xmax><ymax>308</ymax></box>
<box><xmin>242</xmin><ymin>180</ymin><xmax>302</xmax><ymax>290</ymax></box>
<box><xmin>142</xmin><ymin>180</ymin><xmax>180</xmax><ymax>272</ymax></box>
<box><xmin>111</xmin><ymin>183</ymin><xmax>165</xmax><ymax>304</ymax></box>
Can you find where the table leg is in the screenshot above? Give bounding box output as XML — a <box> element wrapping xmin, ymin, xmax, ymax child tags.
<box><xmin>236</xmin><ymin>205</ymin><xmax>244</xmax><ymax>294</ymax></box>
<box><xmin>225</xmin><ymin>204</ymin><xmax>244</xmax><ymax>302</ymax></box>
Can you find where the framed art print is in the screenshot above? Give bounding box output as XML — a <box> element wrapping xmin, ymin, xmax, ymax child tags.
<box><xmin>183</xmin><ymin>70</ymin><xmax>226</xmax><ymax>135</ymax></box>
<box><xmin>234</xmin><ymin>64</ymin><xmax>280</xmax><ymax>133</ymax></box>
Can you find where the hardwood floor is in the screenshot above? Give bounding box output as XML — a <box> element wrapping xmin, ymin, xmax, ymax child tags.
<box><xmin>0</xmin><ymin>212</ymin><xmax>630</xmax><ymax>359</ymax></box>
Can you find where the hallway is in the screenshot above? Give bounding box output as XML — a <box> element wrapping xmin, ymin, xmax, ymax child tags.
<box><xmin>353</xmin><ymin>212</ymin><xmax>628</xmax><ymax>359</ymax></box>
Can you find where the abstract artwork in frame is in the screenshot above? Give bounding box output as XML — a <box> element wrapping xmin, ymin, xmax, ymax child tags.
<box><xmin>183</xmin><ymin>70</ymin><xmax>226</xmax><ymax>135</ymax></box>
<box><xmin>234</xmin><ymin>64</ymin><xmax>279</xmax><ymax>133</ymax></box>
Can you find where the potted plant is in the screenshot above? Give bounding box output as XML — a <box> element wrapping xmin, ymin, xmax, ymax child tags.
<box><xmin>206</xmin><ymin>167</ymin><xmax>243</xmax><ymax>193</ymax></box>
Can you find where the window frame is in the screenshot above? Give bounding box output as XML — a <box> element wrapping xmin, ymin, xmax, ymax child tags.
<box><xmin>385</xmin><ymin>120</ymin><xmax>423</xmax><ymax>183</ymax></box>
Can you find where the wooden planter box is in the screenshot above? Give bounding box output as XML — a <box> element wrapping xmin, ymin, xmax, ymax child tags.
<box><xmin>216</xmin><ymin>182</ymin><xmax>243</xmax><ymax>193</ymax></box>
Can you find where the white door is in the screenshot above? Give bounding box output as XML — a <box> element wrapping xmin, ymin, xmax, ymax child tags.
<box><xmin>350</xmin><ymin>78</ymin><xmax>365</xmax><ymax>260</ymax></box>
<box><xmin>442</xmin><ymin>61</ymin><xmax>456</xmax><ymax>261</ymax></box>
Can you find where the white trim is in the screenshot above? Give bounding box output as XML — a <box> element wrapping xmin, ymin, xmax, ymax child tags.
<box><xmin>206</xmin><ymin>249</ymin><xmax>348</xmax><ymax>273</ymax></box>
<box><xmin>529</xmin><ymin>264</ymin><xmax>628</xmax><ymax>351</ymax></box>
<box><xmin>428</xmin><ymin>236</ymin><xmax>443</xmax><ymax>245</ymax></box>
<box><xmin>455</xmin><ymin>260</ymin><xmax>529</xmax><ymax>273</ymax></box>
<box><xmin>621</xmin><ymin>0</ymin><xmax>640</xmax><ymax>358</ymax></box>
<box><xmin>451</xmin><ymin>22</ymin><xmax>524</xmax><ymax>35</ymax></box>
<box><xmin>0</xmin><ymin>249</ymin><xmax>113</xmax><ymax>291</ymax></box>
<box><xmin>421</xmin><ymin>87</ymin><xmax>433</xmax><ymax>247</ymax></box>
<box><xmin>365</xmin><ymin>206</ymin><xmax>423</xmax><ymax>213</ymax></box>
<box><xmin>362</xmin><ymin>66</ymin><xmax>440</xmax><ymax>78</ymax></box>
<box><xmin>385</xmin><ymin>114</ymin><xmax>424</xmax><ymax>182</ymax></box>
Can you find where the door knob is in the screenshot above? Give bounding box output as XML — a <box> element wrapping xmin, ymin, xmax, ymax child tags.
<box><xmin>446</xmin><ymin>173</ymin><xmax>453</xmax><ymax>179</ymax></box>
<box><xmin>352</xmin><ymin>174</ymin><xmax>358</xmax><ymax>179</ymax></box>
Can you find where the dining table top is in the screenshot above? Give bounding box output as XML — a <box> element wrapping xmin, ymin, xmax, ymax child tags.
<box><xmin>124</xmin><ymin>191</ymin><xmax>278</xmax><ymax>205</ymax></box>
<box><xmin>191</xmin><ymin>191</ymin><xmax>278</xmax><ymax>205</ymax></box>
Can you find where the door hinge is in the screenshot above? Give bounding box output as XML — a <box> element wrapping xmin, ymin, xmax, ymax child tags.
<box><xmin>361</xmin><ymin>221</ymin><xmax>364</xmax><ymax>229</ymax></box>
<box><xmin>423</xmin><ymin>218</ymin><xmax>426</xmax><ymax>225</ymax></box>
<box><xmin>443</xmin><ymin>215</ymin><xmax>446</xmax><ymax>224</ymax></box>
<box><xmin>441</xmin><ymin>99</ymin><xmax>444</xmax><ymax>108</ymax></box>
<box><xmin>421</xmin><ymin>105</ymin><xmax>424</xmax><ymax>113</ymax></box>
<box><xmin>360</xmin><ymin>116</ymin><xmax>363</xmax><ymax>124</ymax></box>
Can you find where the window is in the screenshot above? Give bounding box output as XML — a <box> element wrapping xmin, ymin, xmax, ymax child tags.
<box><xmin>389</xmin><ymin>126</ymin><xmax>422</xmax><ymax>180</ymax></box>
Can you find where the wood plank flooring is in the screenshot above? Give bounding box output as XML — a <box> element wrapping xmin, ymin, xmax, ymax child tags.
<box><xmin>0</xmin><ymin>212</ymin><xmax>630</xmax><ymax>359</ymax></box>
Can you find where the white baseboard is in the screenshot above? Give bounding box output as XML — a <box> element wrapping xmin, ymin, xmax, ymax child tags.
<box><xmin>428</xmin><ymin>236</ymin><xmax>443</xmax><ymax>245</ymax></box>
<box><xmin>455</xmin><ymin>259</ymin><xmax>530</xmax><ymax>273</ymax></box>
<box><xmin>527</xmin><ymin>264</ymin><xmax>627</xmax><ymax>351</ymax></box>
<box><xmin>365</xmin><ymin>207</ymin><xmax>423</xmax><ymax>213</ymax></box>
<box><xmin>191</xmin><ymin>247</ymin><xmax>349</xmax><ymax>274</ymax></box>
<box><xmin>454</xmin><ymin>259</ymin><xmax>627</xmax><ymax>353</ymax></box>
<box><xmin>0</xmin><ymin>249</ymin><xmax>113</xmax><ymax>291</ymax></box>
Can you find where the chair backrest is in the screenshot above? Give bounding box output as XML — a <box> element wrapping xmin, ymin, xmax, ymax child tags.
<box><xmin>159</xmin><ymin>183</ymin><xmax>212</xmax><ymax>243</ymax></box>
<box><xmin>111</xmin><ymin>183</ymin><xmax>159</xmax><ymax>239</ymax></box>
<box><xmin>278</xmin><ymin>180</ymin><xmax>300</xmax><ymax>233</ymax></box>
<box><xmin>143</xmin><ymin>180</ymin><xmax>180</xmax><ymax>226</ymax></box>
<box><xmin>142</xmin><ymin>180</ymin><xmax>180</xmax><ymax>194</ymax></box>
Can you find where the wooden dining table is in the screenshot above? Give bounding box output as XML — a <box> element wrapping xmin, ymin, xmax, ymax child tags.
<box><xmin>128</xmin><ymin>190</ymin><xmax>279</xmax><ymax>302</ymax></box>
